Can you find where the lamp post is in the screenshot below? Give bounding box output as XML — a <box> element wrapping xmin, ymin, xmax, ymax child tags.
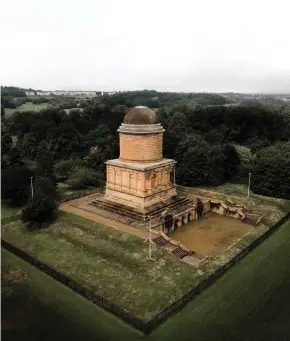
<box><xmin>30</xmin><ymin>176</ymin><xmax>34</xmax><ymax>201</ymax></box>
<box><xmin>148</xmin><ymin>215</ymin><xmax>153</xmax><ymax>260</ymax></box>
<box><xmin>247</xmin><ymin>172</ymin><xmax>251</xmax><ymax>200</ymax></box>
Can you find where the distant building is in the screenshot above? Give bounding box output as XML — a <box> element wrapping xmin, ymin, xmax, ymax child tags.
<box><xmin>25</xmin><ymin>91</ymin><xmax>35</xmax><ymax>96</ymax></box>
<box><xmin>28</xmin><ymin>90</ymin><xmax>117</xmax><ymax>97</ymax></box>
<box><xmin>36</xmin><ymin>91</ymin><xmax>52</xmax><ymax>96</ymax></box>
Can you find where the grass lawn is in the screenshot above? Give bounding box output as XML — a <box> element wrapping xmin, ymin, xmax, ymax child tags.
<box><xmin>5</xmin><ymin>102</ymin><xmax>49</xmax><ymax>117</ymax></box>
<box><xmin>2</xmin><ymin>220</ymin><xmax>290</xmax><ymax>340</ymax></box>
<box><xmin>57</xmin><ymin>182</ymin><xmax>94</xmax><ymax>199</ymax></box>
<box><xmin>5</xmin><ymin>102</ymin><xmax>80</xmax><ymax>117</ymax></box>
<box><xmin>151</xmin><ymin>219</ymin><xmax>290</xmax><ymax>341</ymax></box>
<box><xmin>1</xmin><ymin>249</ymin><xmax>141</xmax><ymax>341</ymax></box>
<box><xmin>64</xmin><ymin>107</ymin><xmax>81</xmax><ymax>114</ymax></box>
<box><xmin>1</xmin><ymin>200</ymin><xmax>21</xmax><ymax>219</ymax></box>
<box><xmin>1</xmin><ymin>212</ymin><xmax>202</xmax><ymax>320</ymax></box>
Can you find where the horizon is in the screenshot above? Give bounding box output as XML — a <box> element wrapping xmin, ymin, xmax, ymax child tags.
<box><xmin>2</xmin><ymin>85</ymin><xmax>290</xmax><ymax>96</ymax></box>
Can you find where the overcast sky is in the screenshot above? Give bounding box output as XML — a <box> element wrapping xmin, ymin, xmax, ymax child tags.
<box><xmin>1</xmin><ymin>0</ymin><xmax>290</xmax><ymax>93</ymax></box>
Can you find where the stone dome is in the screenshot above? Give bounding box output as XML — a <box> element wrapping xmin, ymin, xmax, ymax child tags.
<box><xmin>123</xmin><ymin>106</ymin><xmax>158</xmax><ymax>125</ymax></box>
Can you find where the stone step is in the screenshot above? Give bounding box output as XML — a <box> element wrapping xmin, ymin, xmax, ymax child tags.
<box><xmin>90</xmin><ymin>200</ymin><xmax>144</xmax><ymax>220</ymax></box>
<box><xmin>90</xmin><ymin>196</ymin><xmax>194</xmax><ymax>221</ymax></box>
<box><xmin>152</xmin><ymin>235</ymin><xmax>170</xmax><ymax>247</ymax></box>
<box><xmin>171</xmin><ymin>247</ymin><xmax>190</xmax><ymax>259</ymax></box>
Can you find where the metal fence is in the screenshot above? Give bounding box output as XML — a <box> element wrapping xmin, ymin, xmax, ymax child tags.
<box><xmin>1</xmin><ymin>239</ymin><xmax>148</xmax><ymax>333</ymax></box>
<box><xmin>59</xmin><ymin>187</ymin><xmax>104</xmax><ymax>203</ymax></box>
<box><xmin>2</xmin><ymin>210</ymin><xmax>289</xmax><ymax>334</ymax></box>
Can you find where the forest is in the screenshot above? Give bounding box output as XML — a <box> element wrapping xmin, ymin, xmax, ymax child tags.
<box><xmin>1</xmin><ymin>87</ymin><xmax>290</xmax><ymax>225</ymax></box>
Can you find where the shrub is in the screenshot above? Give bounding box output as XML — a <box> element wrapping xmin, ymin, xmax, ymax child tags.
<box><xmin>66</xmin><ymin>166</ymin><xmax>103</xmax><ymax>189</ymax></box>
<box><xmin>53</xmin><ymin>159</ymin><xmax>76</xmax><ymax>181</ymax></box>
<box><xmin>21</xmin><ymin>177</ymin><xmax>59</xmax><ymax>228</ymax></box>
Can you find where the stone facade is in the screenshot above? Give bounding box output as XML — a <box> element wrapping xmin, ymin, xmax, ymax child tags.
<box><xmin>119</xmin><ymin>133</ymin><xmax>163</xmax><ymax>163</ymax></box>
<box><xmin>105</xmin><ymin>160</ymin><xmax>176</xmax><ymax>211</ymax></box>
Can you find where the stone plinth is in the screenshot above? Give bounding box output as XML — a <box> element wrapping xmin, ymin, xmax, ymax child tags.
<box><xmin>105</xmin><ymin>158</ymin><xmax>177</xmax><ymax>212</ymax></box>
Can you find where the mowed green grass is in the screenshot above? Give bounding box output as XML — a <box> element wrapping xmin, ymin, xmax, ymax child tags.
<box><xmin>152</xmin><ymin>219</ymin><xmax>290</xmax><ymax>341</ymax></box>
<box><xmin>1</xmin><ymin>200</ymin><xmax>21</xmax><ymax>218</ymax></box>
<box><xmin>2</xmin><ymin>220</ymin><xmax>290</xmax><ymax>341</ymax></box>
<box><xmin>4</xmin><ymin>102</ymin><xmax>80</xmax><ymax>117</ymax></box>
<box><xmin>5</xmin><ymin>102</ymin><xmax>49</xmax><ymax>117</ymax></box>
<box><xmin>1</xmin><ymin>249</ymin><xmax>141</xmax><ymax>341</ymax></box>
<box><xmin>1</xmin><ymin>212</ymin><xmax>201</xmax><ymax>320</ymax></box>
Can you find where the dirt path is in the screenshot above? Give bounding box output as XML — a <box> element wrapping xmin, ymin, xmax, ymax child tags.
<box><xmin>60</xmin><ymin>203</ymin><xmax>148</xmax><ymax>239</ymax></box>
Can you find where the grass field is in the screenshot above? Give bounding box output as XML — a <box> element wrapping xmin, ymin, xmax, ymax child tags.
<box><xmin>57</xmin><ymin>182</ymin><xmax>95</xmax><ymax>198</ymax></box>
<box><xmin>2</xmin><ymin>220</ymin><xmax>290</xmax><ymax>340</ymax></box>
<box><xmin>1</xmin><ymin>184</ymin><xmax>95</xmax><ymax>219</ymax></box>
<box><xmin>1</xmin><ymin>200</ymin><xmax>21</xmax><ymax>219</ymax></box>
<box><xmin>1</xmin><ymin>212</ymin><xmax>201</xmax><ymax>320</ymax></box>
<box><xmin>1</xmin><ymin>249</ymin><xmax>140</xmax><ymax>341</ymax></box>
<box><xmin>4</xmin><ymin>102</ymin><xmax>80</xmax><ymax>117</ymax></box>
<box><xmin>5</xmin><ymin>102</ymin><xmax>49</xmax><ymax>117</ymax></box>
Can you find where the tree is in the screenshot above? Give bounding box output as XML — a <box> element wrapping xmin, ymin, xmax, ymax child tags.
<box><xmin>67</xmin><ymin>166</ymin><xmax>103</xmax><ymax>189</ymax></box>
<box><xmin>1</xmin><ymin>134</ymin><xmax>12</xmax><ymax>155</ymax></box>
<box><xmin>251</xmin><ymin>142</ymin><xmax>290</xmax><ymax>199</ymax></box>
<box><xmin>84</xmin><ymin>124</ymin><xmax>112</xmax><ymax>148</ymax></box>
<box><xmin>222</xmin><ymin>144</ymin><xmax>240</xmax><ymax>180</ymax></box>
<box><xmin>35</xmin><ymin>142</ymin><xmax>55</xmax><ymax>182</ymax></box>
<box><xmin>2</xmin><ymin>166</ymin><xmax>33</xmax><ymax>205</ymax></box>
<box><xmin>53</xmin><ymin>159</ymin><xmax>76</xmax><ymax>181</ymax></box>
<box><xmin>3</xmin><ymin>147</ymin><xmax>25</xmax><ymax>168</ymax></box>
<box><xmin>176</xmin><ymin>139</ymin><xmax>227</xmax><ymax>187</ymax></box>
<box><xmin>1</xmin><ymin>104</ymin><xmax>5</xmax><ymax>119</ymax></box>
<box><xmin>21</xmin><ymin>177</ymin><xmax>59</xmax><ymax>228</ymax></box>
<box><xmin>234</xmin><ymin>145</ymin><xmax>254</xmax><ymax>182</ymax></box>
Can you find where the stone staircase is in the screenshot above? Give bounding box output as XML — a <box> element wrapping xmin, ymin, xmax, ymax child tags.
<box><xmin>152</xmin><ymin>234</ymin><xmax>194</xmax><ymax>259</ymax></box>
<box><xmin>171</xmin><ymin>246</ymin><xmax>191</xmax><ymax>259</ymax></box>
<box><xmin>89</xmin><ymin>195</ymin><xmax>193</xmax><ymax>221</ymax></box>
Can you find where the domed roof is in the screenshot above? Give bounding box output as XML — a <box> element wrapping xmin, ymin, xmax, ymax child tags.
<box><xmin>123</xmin><ymin>106</ymin><xmax>158</xmax><ymax>125</ymax></box>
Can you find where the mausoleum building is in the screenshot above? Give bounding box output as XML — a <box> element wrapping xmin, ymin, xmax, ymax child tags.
<box><xmin>105</xmin><ymin>106</ymin><xmax>177</xmax><ymax>212</ymax></box>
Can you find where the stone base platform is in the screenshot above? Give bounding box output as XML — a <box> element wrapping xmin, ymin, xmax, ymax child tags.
<box><xmin>81</xmin><ymin>192</ymin><xmax>194</xmax><ymax>230</ymax></box>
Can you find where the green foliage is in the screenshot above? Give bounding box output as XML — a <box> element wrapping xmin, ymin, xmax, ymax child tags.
<box><xmin>176</xmin><ymin>137</ymin><xmax>240</xmax><ymax>186</ymax></box>
<box><xmin>53</xmin><ymin>159</ymin><xmax>76</xmax><ymax>181</ymax></box>
<box><xmin>83</xmin><ymin>143</ymin><xmax>116</xmax><ymax>172</ymax></box>
<box><xmin>251</xmin><ymin>142</ymin><xmax>290</xmax><ymax>199</ymax></box>
<box><xmin>35</xmin><ymin>142</ymin><xmax>55</xmax><ymax>182</ymax></box>
<box><xmin>21</xmin><ymin>177</ymin><xmax>59</xmax><ymax>227</ymax></box>
<box><xmin>1</xmin><ymin>134</ymin><xmax>12</xmax><ymax>155</ymax></box>
<box><xmin>234</xmin><ymin>145</ymin><xmax>254</xmax><ymax>181</ymax></box>
<box><xmin>101</xmin><ymin>90</ymin><xmax>228</xmax><ymax>108</ymax></box>
<box><xmin>84</xmin><ymin>124</ymin><xmax>112</xmax><ymax>148</ymax></box>
<box><xmin>2</xmin><ymin>147</ymin><xmax>25</xmax><ymax>169</ymax></box>
<box><xmin>2</xmin><ymin>166</ymin><xmax>33</xmax><ymax>205</ymax></box>
<box><xmin>1</xmin><ymin>86</ymin><xmax>27</xmax><ymax>97</ymax></box>
<box><xmin>31</xmin><ymin>97</ymin><xmax>49</xmax><ymax>104</ymax></box>
<box><xmin>66</xmin><ymin>166</ymin><xmax>103</xmax><ymax>189</ymax></box>
<box><xmin>2</xmin><ymin>85</ymin><xmax>290</xmax><ymax>199</ymax></box>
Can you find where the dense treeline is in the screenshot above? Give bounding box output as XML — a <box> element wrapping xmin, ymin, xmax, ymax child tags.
<box><xmin>1</xmin><ymin>88</ymin><xmax>290</xmax><ymax>223</ymax></box>
<box><xmin>1</xmin><ymin>86</ymin><xmax>27</xmax><ymax>98</ymax></box>
<box><xmin>99</xmin><ymin>90</ymin><xmax>229</xmax><ymax>108</ymax></box>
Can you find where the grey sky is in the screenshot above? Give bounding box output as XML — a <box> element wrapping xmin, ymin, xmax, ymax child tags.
<box><xmin>1</xmin><ymin>0</ymin><xmax>290</xmax><ymax>93</ymax></box>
